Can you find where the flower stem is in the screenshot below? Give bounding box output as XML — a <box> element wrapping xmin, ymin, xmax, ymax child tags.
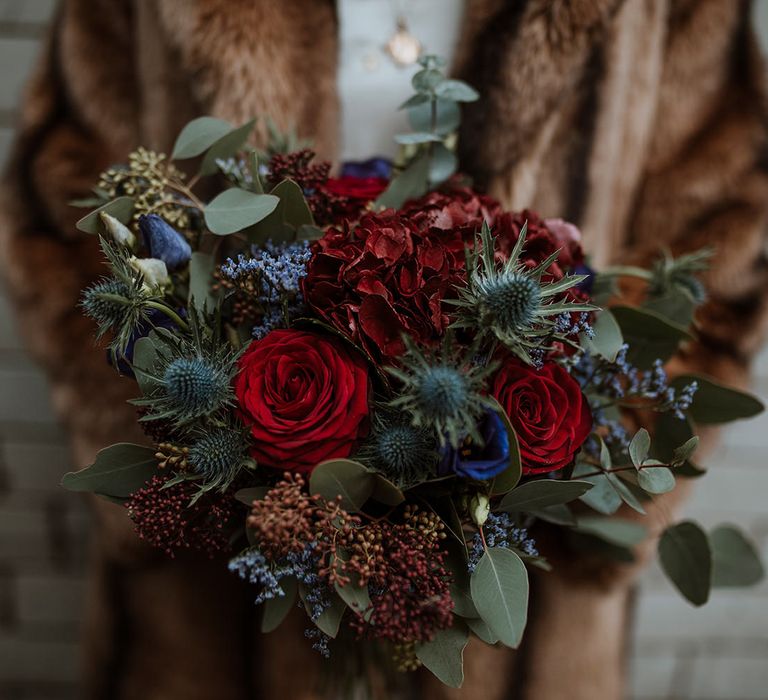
<box><xmin>145</xmin><ymin>301</ymin><xmax>190</xmax><ymax>331</ymax></box>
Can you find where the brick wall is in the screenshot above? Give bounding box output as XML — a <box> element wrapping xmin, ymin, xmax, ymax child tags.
<box><xmin>0</xmin><ymin>2</ymin><xmax>766</xmax><ymax>699</ymax></box>
<box><xmin>0</xmin><ymin>2</ymin><xmax>89</xmax><ymax>699</ymax></box>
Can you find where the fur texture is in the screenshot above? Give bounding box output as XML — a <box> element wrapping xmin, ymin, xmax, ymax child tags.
<box><xmin>1</xmin><ymin>1</ymin><xmax>767</xmax><ymax>698</ymax></box>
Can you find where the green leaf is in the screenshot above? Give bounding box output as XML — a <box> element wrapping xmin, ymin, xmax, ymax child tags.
<box><xmin>408</xmin><ymin>99</ymin><xmax>461</xmax><ymax>136</ymax></box>
<box><xmin>710</xmin><ymin>525</ymin><xmax>765</xmax><ymax>588</ymax></box>
<box><xmin>172</xmin><ymin>117</ymin><xmax>233</xmax><ymax>160</ymax></box>
<box><xmin>199</xmin><ymin>118</ymin><xmax>257</xmax><ymax>175</ymax></box>
<box><xmin>270</xmin><ymin>178</ymin><xmax>315</xmax><ymax>228</ymax></box>
<box><xmin>334</xmin><ymin>578</ymin><xmax>371</xmax><ymax>616</ymax></box>
<box><xmin>370</xmin><ymin>474</ymin><xmax>405</xmax><ymax>506</ymax></box>
<box><xmin>611</xmin><ymin>305</ymin><xmax>692</xmax><ymax>369</ymax></box>
<box><xmin>399</xmin><ymin>93</ymin><xmax>430</xmax><ymax>109</ymax></box>
<box><xmin>497</xmin><ymin>480</ymin><xmax>593</xmax><ymax>513</ymax></box>
<box><xmin>466</xmin><ymin>617</ymin><xmax>499</xmax><ymax>645</ymax></box>
<box><xmin>411</xmin><ymin>69</ymin><xmax>444</xmax><ymax>93</ymax></box>
<box><xmin>429</xmin><ymin>143</ymin><xmax>458</xmax><ymax>185</ymax></box>
<box><xmin>658</xmin><ymin>520</ymin><xmax>712</xmax><ymax>606</ymax></box>
<box><xmin>434</xmin><ymin>79</ymin><xmax>479</xmax><ymax>102</ymax></box>
<box><xmin>575</xmin><ymin>517</ymin><xmax>648</xmax><ymax>547</ymax></box>
<box><xmin>416</xmin><ymin>621</ymin><xmax>470</xmax><ymax>688</ymax></box>
<box><xmin>581</xmin><ymin>310</ymin><xmax>623</xmax><ymax>362</ymax></box>
<box><xmin>261</xmin><ymin>576</ymin><xmax>297</xmax><ymax>633</ymax></box>
<box><xmin>76</xmin><ymin>197</ymin><xmax>135</xmax><ymax>234</ymax></box>
<box><xmin>530</xmin><ymin>504</ymin><xmax>576</xmax><ymax>526</ymax></box>
<box><xmin>470</xmin><ymin>548</ymin><xmax>529</xmax><ymax>648</ymax></box>
<box><xmin>573</xmin><ymin>463</ymin><xmax>622</xmax><ymax>515</ymax></box>
<box><xmin>671</xmin><ymin>374</ymin><xmax>764</xmax><ymax>424</ymax></box>
<box><xmin>637</xmin><ymin>466</ymin><xmax>676</xmax><ymax>494</ymax></box>
<box><xmin>629</xmin><ymin>428</ymin><xmax>651</xmax><ymax>467</ymax></box>
<box><xmin>672</xmin><ymin>436</ymin><xmax>699</xmax><ymax>465</ymax></box>
<box><xmin>61</xmin><ymin>443</ymin><xmax>157</xmax><ymax>498</ymax></box>
<box><xmin>606</xmin><ymin>472</ymin><xmax>646</xmax><ymax>514</ymax></box>
<box><xmin>204</xmin><ymin>188</ymin><xmax>280</xmax><ymax>235</ymax></box>
<box><xmin>299</xmin><ymin>586</ymin><xmax>346</xmax><ymax>638</ymax></box>
<box><xmin>234</xmin><ymin>487</ymin><xmax>269</xmax><ymax>506</ymax></box>
<box><xmin>644</xmin><ymin>289</ymin><xmax>696</xmax><ymax>327</ymax></box>
<box><xmin>394</xmin><ymin>132</ymin><xmax>443</xmax><ymax>145</ymax></box>
<box><xmin>309</xmin><ymin>459</ymin><xmax>375</xmax><ymax>512</ymax></box>
<box><xmin>374</xmin><ymin>153</ymin><xmax>430</xmax><ymax>210</ymax></box>
<box><xmin>188</xmin><ymin>251</ymin><xmax>220</xmax><ymax>312</ymax></box>
<box><xmin>487</xmin><ymin>397</ymin><xmax>522</xmax><ymax>495</ymax></box>
<box><xmin>131</xmin><ymin>335</ymin><xmax>160</xmax><ymax>394</ymax></box>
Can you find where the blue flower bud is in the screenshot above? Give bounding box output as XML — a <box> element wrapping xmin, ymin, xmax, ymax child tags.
<box><xmin>139</xmin><ymin>214</ymin><xmax>191</xmax><ymax>270</ymax></box>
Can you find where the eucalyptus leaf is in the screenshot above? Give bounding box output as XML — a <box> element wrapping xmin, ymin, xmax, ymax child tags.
<box><xmin>611</xmin><ymin>305</ymin><xmax>692</xmax><ymax>369</ymax></box>
<box><xmin>670</xmin><ymin>374</ymin><xmax>764</xmax><ymax>424</ymax></box>
<box><xmin>644</xmin><ymin>289</ymin><xmax>696</xmax><ymax>327</ymax></box>
<box><xmin>497</xmin><ymin>480</ymin><xmax>593</xmax><ymax>513</ymax></box>
<box><xmin>434</xmin><ymin>79</ymin><xmax>480</xmax><ymax>102</ymax></box>
<box><xmin>637</xmin><ymin>466</ymin><xmax>676</xmax><ymax>494</ymax></box>
<box><xmin>575</xmin><ymin>516</ymin><xmax>648</xmax><ymax>547</ymax></box>
<box><xmin>394</xmin><ymin>132</ymin><xmax>443</xmax><ymax>145</ymax></box>
<box><xmin>411</xmin><ymin>69</ymin><xmax>444</xmax><ymax>93</ymax></box>
<box><xmin>334</xmin><ymin>579</ymin><xmax>371</xmax><ymax>616</ymax></box>
<box><xmin>309</xmin><ymin>459</ymin><xmax>375</xmax><ymax>511</ymax></box>
<box><xmin>408</xmin><ymin>99</ymin><xmax>461</xmax><ymax>136</ymax></box>
<box><xmin>487</xmin><ymin>397</ymin><xmax>522</xmax><ymax>495</ymax></box>
<box><xmin>370</xmin><ymin>474</ymin><xmax>405</xmax><ymax>506</ymax></box>
<box><xmin>429</xmin><ymin>143</ymin><xmax>458</xmax><ymax>185</ymax></box>
<box><xmin>629</xmin><ymin>428</ymin><xmax>651</xmax><ymax>467</ymax></box>
<box><xmin>188</xmin><ymin>251</ymin><xmax>219</xmax><ymax>312</ymax></box>
<box><xmin>299</xmin><ymin>586</ymin><xmax>346</xmax><ymax>638</ymax></box>
<box><xmin>416</xmin><ymin>621</ymin><xmax>470</xmax><ymax>688</ymax></box>
<box><xmin>470</xmin><ymin>548</ymin><xmax>529</xmax><ymax>648</ymax></box>
<box><xmin>270</xmin><ymin>178</ymin><xmax>315</xmax><ymax>228</ymax></box>
<box><xmin>710</xmin><ymin>525</ymin><xmax>765</xmax><ymax>588</ymax></box>
<box><xmin>606</xmin><ymin>472</ymin><xmax>646</xmax><ymax>514</ymax></box>
<box><xmin>234</xmin><ymin>487</ymin><xmax>269</xmax><ymax>506</ymax></box>
<box><xmin>204</xmin><ymin>189</ymin><xmax>280</xmax><ymax>235</ymax></box>
<box><xmin>76</xmin><ymin>197</ymin><xmax>135</xmax><ymax>234</ymax></box>
<box><xmin>466</xmin><ymin>617</ymin><xmax>499</xmax><ymax>645</ymax></box>
<box><xmin>658</xmin><ymin>520</ymin><xmax>712</xmax><ymax>606</ymax></box>
<box><xmin>530</xmin><ymin>504</ymin><xmax>577</xmax><ymax>526</ymax></box>
<box><xmin>261</xmin><ymin>576</ymin><xmax>297</xmax><ymax>633</ymax></box>
<box><xmin>399</xmin><ymin>93</ymin><xmax>430</xmax><ymax>109</ymax></box>
<box><xmin>581</xmin><ymin>310</ymin><xmax>623</xmax><ymax>362</ymax></box>
<box><xmin>573</xmin><ymin>463</ymin><xmax>622</xmax><ymax>515</ymax></box>
<box><xmin>131</xmin><ymin>335</ymin><xmax>160</xmax><ymax>394</ymax></box>
<box><xmin>374</xmin><ymin>153</ymin><xmax>430</xmax><ymax>210</ymax></box>
<box><xmin>199</xmin><ymin>118</ymin><xmax>257</xmax><ymax>175</ymax></box>
<box><xmin>172</xmin><ymin>116</ymin><xmax>233</xmax><ymax>160</ymax></box>
<box><xmin>61</xmin><ymin>443</ymin><xmax>157</xmax><ymax>498</ymax></box>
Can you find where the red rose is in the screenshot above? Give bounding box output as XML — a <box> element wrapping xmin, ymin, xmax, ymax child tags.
<box><xmin>492</xmin><ymin>358</ymin><xmax>592</xmax><ymax>474</ymax></box>
<box><xmin>302</xmin><ymin>211</ymin><xmax>466</xmax><ymax>358</ymax></box>
<box><xmin>234</xmin><ymin>329</ymin><xmax>370</xmax><ymax>473</ymax></box>
<box><xmin>324</xmin><ymin>176</ymin><xmax>388</xmax><ymax>202</ymax></box>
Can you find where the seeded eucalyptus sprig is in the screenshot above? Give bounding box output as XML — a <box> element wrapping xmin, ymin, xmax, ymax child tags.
<box><xmin>450</xmin><ymin>222</ymin><xmax>596</xmax><ymax>364</ymax></box>
<box><xmin>375</xmin><ymin>54</ymin><xmax>479</xmax><ymax>209</ymax></box>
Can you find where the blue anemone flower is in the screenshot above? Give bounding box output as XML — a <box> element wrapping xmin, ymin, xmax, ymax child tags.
<box><xmin>340</xmin><ymin>157</ymin><xmax>392</xmax><ymax>180</ymax></box>
<box><xmin>139</xmin><ymin>214</ymin><xmax>192</xmax><ymax>270</ymax></box>
<box><xmin>438</xmin><ymin>410</ymin><xmax>510</xmax><ymax>480</ymax></box>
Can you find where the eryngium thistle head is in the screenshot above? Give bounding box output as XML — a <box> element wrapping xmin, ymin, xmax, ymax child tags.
<box><xmin>416</xmin><ymin>366</ymin><xmax>469</xmax><ymax>421</ymax></box>
<box><xmin>81</xmin><ymin>278</ymin><xmax>133</xmax><ymax>328</ymax></box>
<box><xmin>367</xmin><ymin>422</ymin><xmax>437</xmax><ymax>487</ymax></box>
<box><xmin>476</xmin><ymin>271</ymin><xmax>541</xmax><ymax>333</ymax></box>
<box><xmin>163</xmin><ymin>357</ymin><xmax>230</xmax><ymax>419</ymax></box>
<box><xmin>188</xmin><ymin>428</ymin><xmax>246</xmax><ymax>486</ymax></box>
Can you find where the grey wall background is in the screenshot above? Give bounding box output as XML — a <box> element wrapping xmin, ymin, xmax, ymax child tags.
<box><xmin>0</xmin><ymin>2</ymin><xmax>766</xmax><ymax>699</ymax></box>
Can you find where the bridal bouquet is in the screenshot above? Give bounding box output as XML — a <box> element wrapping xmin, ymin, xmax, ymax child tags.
<box><xmin>64</xmin><ymin>56</ymin><xmax>764</xmax><ymax>687</ymax></box>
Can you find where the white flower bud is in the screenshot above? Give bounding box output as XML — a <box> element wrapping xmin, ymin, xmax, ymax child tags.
<box><xmin>100</xmin><ymin>212</ymin><xmax>136</xmax><ymax>249</ymax></box>
<box><xmin>129</xmin><ymin>256</ymin><xmax>170</xmax><ymax>291</ymax></box>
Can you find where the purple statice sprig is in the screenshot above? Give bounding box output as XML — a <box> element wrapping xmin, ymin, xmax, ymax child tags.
<box><xmin>220</xmin><ymin>240</ymin><xmax>312</xmax><ymax>339</ymax></box>
<box><xmin>574</xmin><ymin>344</ymin><xmax>698</xmax><ymax>420</ymax></box>
<box><xmin>467</xmin><ymin>513</ymin><xmax>538</xmax><ymax>573</ymax></box>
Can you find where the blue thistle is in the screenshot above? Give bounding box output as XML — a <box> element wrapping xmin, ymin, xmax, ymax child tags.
<box><xmin>188</xmin><ymin>428</ymin><xmax>246</xmax><ymax>486</ymax></box>
<box><xmin>163</xmin><ymin>357</ymin><xmax>230</xmax><ymax>419</ymax></box>
<box><xmin>417</xmin><ymin>366</ymin><xmax>469</xmax><ymax>421</ymax></box>
<box><xmin>363</xmin><ymin>418</ymin><xmax>437</xmax><ymax>487</ymax></box>
<box><xmin>476</xmin><ymin>271</ymin><xmax>541</xmax><ymax>333</ymax></box>
<box><xmin>81</xmin><ymin>278</ymin><xmax>133</xmax><ymax>328</ymax></box>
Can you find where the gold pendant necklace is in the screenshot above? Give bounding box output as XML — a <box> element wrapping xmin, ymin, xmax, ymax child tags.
<box><xmin>385</xmin><ymin>15</ymin><xmax>422</xmax><ymax>67</ymax></box>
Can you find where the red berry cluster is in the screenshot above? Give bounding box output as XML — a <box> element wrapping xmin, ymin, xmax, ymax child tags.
<box><xmin>126</xmin><ymin>475</ymin><xmax>234</xmax><ymax>557</ymax></box>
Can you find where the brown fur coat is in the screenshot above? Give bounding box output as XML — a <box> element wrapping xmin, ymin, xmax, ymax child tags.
<box><xmin>2</xmin><ymin>1</ymin><xmax>768</xmax><ymax>698</ymax></box>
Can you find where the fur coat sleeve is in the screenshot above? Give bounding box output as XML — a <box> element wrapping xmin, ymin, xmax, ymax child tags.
<box><xmin>1</xmin><ymin>1</ymin><xmax>767</xmax><ymax>699</ymax></box>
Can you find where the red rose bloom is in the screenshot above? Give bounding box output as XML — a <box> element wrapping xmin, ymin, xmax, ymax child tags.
<box><xmin>492</xmin><ymin>358</ymin><xmax>592</xmax><ymax>474</ymax></box>
<box><xmin>324</xmin><ymin>176</ymin><xmax>388</xmax><ymax>202</ymax></box>
<box><xmin>302</xmin><ymin>210</ymin><xmax>467</xmax><ymax>358</ymax></box>
<box><xmin>235</xmin><ymin>329</ymin><xmax>370</xmax><ymax>474</ymax></box>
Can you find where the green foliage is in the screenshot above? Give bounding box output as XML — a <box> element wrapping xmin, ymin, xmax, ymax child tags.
<box><xmin>574</xmin><ymin>517</ymin><xmax>648</xmax><ymax>547</ymax></box>
<box><xmin>670</xmin><ymin>374</ymin><xmax>764</xmax><ymax>424</ymax></box>
<box><xmin>308</xmin><ymin>459</ymin><xmax>375</xmax><ymax>511</ymax></box>
<box><xmin>188</xmin><ymin>252</ymin><xmax>221</xmax><ymax>312</ymax></box>
<box><xmin>486</xmin><ymin>398</ymin><xmax>522</xmax><ymax>495</ymax></box>
<box><xmin>710</xmin><ymin>525</ymin><xmax>765</xmax><ymax>588</ymax></box>
<box><xmin>172</xmin><ymin>117</ymin><xmax>233</xmax><ymax>160</ymax></box>
<box><xmin>204</xmin><ymin>188</ymin><xmax>280</xmax><ymax>235</ymax></box>
<box><xmin>76</xmin><ymin>197</ymin><xmax>135</xmax><ymax>234</ymax></box>
<box><xmin>497</xmin><ymin>480</ymin><xmax>593</xmax><ymax>513</ymax></box>
<box><xmin>299</xmin><ymin>586</ymin><xmax>346</xmax><ymax>638</ymax></box>
<box><xmin>61</xmin><ymin>443</ymin><xmax>157</xmax><ymax>499</ymax></box>
<box><xmin>416</xmin><ymin>621</ymin><xmax>470</xmax><ymax>688</ymax></box>
<box><xmin>580</xmin><ymin>309</ymin><xmax>623</xmax><ymax>362</ymax></box>
<box><xmin>629</xmin><ymin>428</ymin><xmax>651</xmax><ymax>467</ymax></box>
<box><xmin>659</xmin><ymin>520</ymin><xmax>712</xmax><ymax>606</ymax></box>
<box><xmin>199</xmin><ymin>118</ymin><xmax>258</xmax><ymax>175</ymax></box>
<box><xmin>261</xmin><ymin>577</ymin><xmax>297</xmax><ymax>633</ymax></box>
<box><xmin>470</xmin><ymin>548</ymin><xmax>529</xmax><ymax>648</ymax></box>
<box><xmin>611</xmin><ymin>306</ymin><xmax>692</xmax><ymax>370</ymax></box>
<box><xmin>374</xmin><ymin>55</ymin><xmax>478</xmax><ymax>209</ymax></box>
